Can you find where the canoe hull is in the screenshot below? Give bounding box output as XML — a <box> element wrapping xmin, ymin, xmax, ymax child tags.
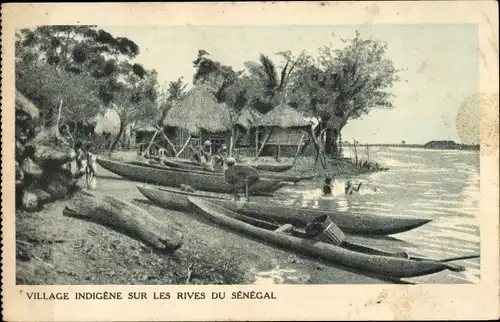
<box><xmin>218</xmin><ymin>200</ymin><xmax>431</xmax><ymax>236</ymax></box>
<box><xmin>137</xmin><ymin>185</ymin><xmax>431</xmax><ymax>236</ymax></box>
<box><xmin>97</xmin><ymin>158</ymin><xmax>283</xmax><ymax>195</ymax></box>
<box><xmin>187</xmin><ymin>197</ymin><xmax>458</xmax><ymax>279</ymax></box>
<box><xmin>165</xmin><ymin>157</ymin><xmax>294</xmax><ymax>173</ymax></box>
<box><xmin>252</xmin><ymin>163</ymin><xmax>294</xmax><ymax>172</ymax></box>
<box><xmin>132</xmin><ymin>159</ymin><xmax>313</xmax><ymax>183</ymax></box>
<box><xmin>137</xmin><ymin>185</ymin><xmax>228</xmax><ymax>212</ymax></box>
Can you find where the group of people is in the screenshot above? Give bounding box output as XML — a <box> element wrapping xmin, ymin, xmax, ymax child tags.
<box><xmin>323</xmin><ymin>177</ymin><xmax>363</xmax><ymax>197</ymax></box>
<box><xmin>190</xmin><ymin>140</ymin><xmax>236</xmax><ymax>172</ymax></box>
<box><xmin>59</xmin><ymin>125</ymin><xmax>98</xmax><ymax>189</ymax></box>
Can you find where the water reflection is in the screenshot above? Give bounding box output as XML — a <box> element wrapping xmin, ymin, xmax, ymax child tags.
<box><xmin>252</xmin><ymin>147</ymin><xmax>480</xmax><ymax>284</ymax></box>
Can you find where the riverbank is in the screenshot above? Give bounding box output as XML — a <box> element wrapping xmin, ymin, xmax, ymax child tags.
<box><xmin>16</xmin><ymin>153</ymin><xmax>397</xmax><ymax>285</ymax></box>
<box><xmin>239</xmin><ymin>155</ymin><xmax>388</xmax><ymax>178</ymax></box>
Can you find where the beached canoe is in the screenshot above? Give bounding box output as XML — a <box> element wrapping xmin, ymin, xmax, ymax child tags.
<box><xmin>164</xmin><ymin>157</ymin><xmax>294</xmax><ymax>173</ymax></box>
<box><xmin>130</xmin><ymin>160</ymin><xmax>313</xmax><ymax>184</ymax></box>
<box><xmin>137</xmin><ymin>185</ymin><xmax>431</xmax><ymax>236</ymax></box>
<box><xmin>187</xmin><ymin>197</ymin><xmax>465</xmax><ymax>279</ymax></box>
<box><xmin>250</xmin><ymin>163</ymin><xmax>294</xmax><ymax>172</ymax></box>
<box><xmin>97</xmin><ymin>158</ymin><xmax>284</xmax><ymax>195</ymax></box>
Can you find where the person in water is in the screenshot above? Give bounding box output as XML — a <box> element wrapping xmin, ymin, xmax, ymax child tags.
<box><xmin>345</xmin><ymin>180</ymin><xmax>362</xmax><ymax>195</ymax></box>
<box><xmin>323</xmin><ymin>177</ymin><xmax>333</xmax><ymax>196</ymax></box>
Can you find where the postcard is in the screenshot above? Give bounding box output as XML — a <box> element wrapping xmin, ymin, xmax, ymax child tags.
<box><xmin>2</xmin><ymin>1</ymin><xmax>499</xmax><ymax>321</ymax></box>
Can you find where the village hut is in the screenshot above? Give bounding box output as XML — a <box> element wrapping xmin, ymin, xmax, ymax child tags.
<box><xmin>253</xmin><ymin>103</ymin><xmax>313</xmax><ymax>161</ymax></box>
<box><xmin>91</xmin><ymin>106</ymin><xmax>121</xmax><ymax>149</ymax></box>
<box><xmin>234</xmin><ymin>106</ymin><xmax>263</xmax><ymax>148</ymax></box>
<box><xmin>163</xmin><ymin>84</ymin><xmax>232</xmax><ymax>158</ymax></box>
<box><xmin>93</xmin><ymin>106</ymin><xmax>121</xmax><ymax>135</ymax></box>
<box><xmin>132</xmin><ymin>120</ymin><xmax>157</xmax><ymax>146</ymax></box>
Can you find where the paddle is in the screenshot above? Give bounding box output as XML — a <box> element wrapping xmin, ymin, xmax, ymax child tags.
<box><xmin>408</xmin><ymin>254</ymin><xmax>479</xmax><ymax>272</ymax></box>
<box><xmin>435</xmin><ymin>254</ymin><xmax>480</xmax><ymax>262</ymax></box>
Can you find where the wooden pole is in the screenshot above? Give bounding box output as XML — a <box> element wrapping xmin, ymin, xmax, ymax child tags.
<box><xmin>255</xmin><ymin>128</ymin><xmax>259</xmax><ymax>158</ymax></box>
<box><xmin>142</xmin><ymin>131</ymin><xmax>158</xmax><ymax>156</ymax></box>
<box><xmin>293</xmin><ymin>132</ymin><xmax>306</xmax><ymax>165</ymax></box>
<box><xmin>176</xmin><ymin>135</ymin><xmax>192</xmax><ymax>157</ymax></box>
<box><xmin>154</xmin><ymin>125</ymin><xmax>178</xmax><ymax>155</ymax></box>
<box><xmin>229</xmin><ymin>127</ymin><xmax>236</xmax><ymax>157</ymax></box>
<box><xmin>245</xmin><ymin>179</ymin><xmax>249</xmax><ymax>202</ymax></box>
<box><xmin>255</xmin><ymin>128</ymin><xmax>271</xmax><ymax>160</ymax></box>
<box><xmin>366</xmin><ymin>144</ymin><xmax>370</xmax><ymax>161</ymax></box>
<box><xmin>353</xmin><ymin>139</ymin><xmax>358</xmax><ymax>164</ymax></box>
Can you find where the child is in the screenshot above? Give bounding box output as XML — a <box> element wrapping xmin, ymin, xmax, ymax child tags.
<box><xmin>86</xmin><ymin>144</ymin><xmax>98</xmax><ymax>189</ymax></box>
<box><xmin>323</xmin><ymin>177</ymin><xmax>333</xmax><ymax>196</ymax></box>
<box><xmin>74</xmin><ymin>141</ymin><xmax>87</xmax><ymax>179</ymax></box>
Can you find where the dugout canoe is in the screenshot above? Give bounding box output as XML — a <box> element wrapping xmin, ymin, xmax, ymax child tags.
<box><xmin>130</xmin><ymin>159</ymin><xmax>313</xmax><ymax>184</ymax></box>
<box><xmin>250</xmin><ymin>163</ymin><xmax>294</xmax><ymax>172</ymax></box>
<box><xmin>164</xmin><ymin>157</ymin><xmax>294</xmax><ymax>173</ymax></box>
<box><xmin>97</xmin><ymin>158</ymin><xmax>284</xmax><ymax>195</ymax></box>
<box><xmin>137</xmin><ymin>185</ymin><xmax>431</xmax><ymax>236</ymax></box>
<box><xmin>187</xmin><ymin>197</ymin><xmax>465</xmax><ymax>279</ymax></box>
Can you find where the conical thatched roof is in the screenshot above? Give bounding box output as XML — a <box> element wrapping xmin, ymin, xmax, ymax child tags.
<box><xmin>16</xmin><ymin>89</ymin><xmax>40</xmax><ymax>120</ymax></box>
<box><xmin>255</xmin><ymin>103</ymin><xmax>311</xmax><ymax>128</ymax></box>
<box><xmin>93</xmin><ymin>105</ymin><xmax>121</xmax><ymax>135</ymax></box>
<box><xmin>163</xmin><ymin>84</ymin><xmax>231</xmax><ymax>134</ymax></box>
<box><xmin>236</xmin><ymin>106</ymin><xmax>263</xmax><ymax>129</ymax></box>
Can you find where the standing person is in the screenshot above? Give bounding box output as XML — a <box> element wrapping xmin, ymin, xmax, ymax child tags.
<box><xmin>74</xmin><ymin>141</ymin><xmax>87</xmax><ymax>179</ymax></box>
<box><xmin>86</xmin><ymin>144</ymin><xmax>98</xmax><ymax>189</ymax></box>
<box><xmin>59</xmin><ymin>124</ymin><xmax>75</xmax><ymax>172</ymax></box>
<box><xmin>224</xmin><ymin>157</ymin><xmax>240</xmax><ymax>201</ymax></box>
<box><xmin>215</xmin><ymin>144</ymin><xmax>229</xmax><ymax>170</ymax></box>
<box><xmin>198</xmin><ymin>140</ymin><xmax>215</xmax><ymax>172</ymax></box>
<box><xmin>59</xmin><ymin>124</ymin><xmax>74</xmax><ymax>148</ymax></box>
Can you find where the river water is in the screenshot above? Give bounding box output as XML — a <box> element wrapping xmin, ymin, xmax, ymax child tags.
<box><xmin>255</xmin><ymin>147</ymin><xmax>480</xmax><ymax>284</ymax></box>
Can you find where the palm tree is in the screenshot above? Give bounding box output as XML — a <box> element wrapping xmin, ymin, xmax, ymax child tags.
<box><xmin>244</xmin><ymin>52</ymin><xmax>297</xmax><ymax>113</ymax></box>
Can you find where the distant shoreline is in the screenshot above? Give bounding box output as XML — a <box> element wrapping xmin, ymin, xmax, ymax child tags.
<box><xmin>344</xmin><ymin>142</ymin><xmax>480</xmax><ymax>151</ymax></box>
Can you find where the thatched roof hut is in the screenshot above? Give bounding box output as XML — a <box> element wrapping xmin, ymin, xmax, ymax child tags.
<box><xmin>133</xmin><ymin>120</ymin><xmax>157</xmax><ymax>132</ymax></box>
<box><xmin>252</xmin><ymin>103</ymin><xmax>312</xmax><ymax>160</ymax></box>
<box><xmin>16</xmin><ymin>89</ymin><xmax>40</xmax><ymax>120</ymax></box>
<box><xmin>163</xmin><ymin>84</ymin><xmax>231</xmax><ymax>134</ymax></box>
<box><xmin>236</xmin><ymin>106</ymin><xmax>263</xmax><ymax>129</ymax></box>
<box><xmin>93</xmin><ymin>106</ymin><xmax>121</xmax><ymax>135</ymax></box>
<box><xmin>254</xmin><ymin>103</ymin><xmax>311</xmax><ymax>128</ymax></box>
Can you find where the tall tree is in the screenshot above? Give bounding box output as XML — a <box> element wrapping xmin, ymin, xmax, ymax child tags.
<box><xmin>192</xmin><ymin>50</ymin><xmax>248</xmax><ymax>155</ymax></box>
<box><xmin>16</xmin><ymin>26</ymin><xmax>139</xmax><ymax>76</ymax></box>
<box><xmin>108</xmin><ymin>64</ymin><xmax>160</xmax><ymax>151</ymax></box>
<box><xmin>243</xmin><ymin>51</ymin><xmax>303</xmax><ymax>113</ymax></box>
<box><xmin>289</xmin><ymin>31</ymin><xmax>400</xmax><ymax>157</ymax></box>
<box><xmin>157</xmin><ymin>77</ymin><xmax>188</xmax><ymax>127</ymax></box>
<box><xmin>16</xmin><ymin>26</ymin><xmax>161</xmax><ymax>150</ymax></box>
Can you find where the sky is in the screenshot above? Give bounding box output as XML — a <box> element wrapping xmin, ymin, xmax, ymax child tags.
<box><xmin>102</xmin><ymin>24</ymin><xmax>479</xmax><ymax>145</ymax></box>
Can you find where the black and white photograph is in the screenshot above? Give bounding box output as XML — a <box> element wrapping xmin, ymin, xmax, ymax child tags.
<box><xmin>3</xmin><ymin>2</ymin><xmax>499</xmax><ymax>321</ymax></box>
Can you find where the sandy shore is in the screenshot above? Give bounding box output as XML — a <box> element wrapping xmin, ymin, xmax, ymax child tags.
<box><xmin>16</xmin><ymin>153</ymin><xmax>403</xmax><ymax>285</ymax></box>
